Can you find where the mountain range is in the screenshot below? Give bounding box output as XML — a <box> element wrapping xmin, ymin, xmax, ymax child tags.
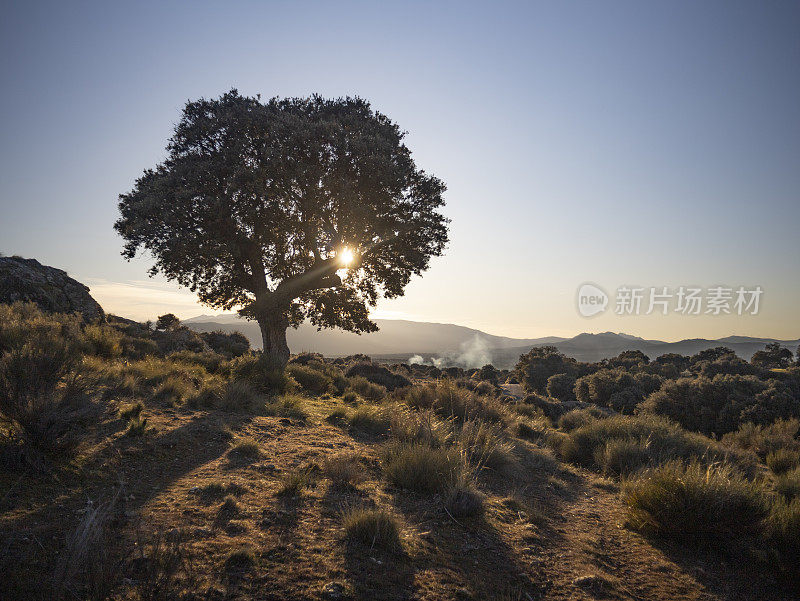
<box><xmin>184</xmin><ymin>314</ymin><xmax>799</xmax><ymax>369</ymax></box>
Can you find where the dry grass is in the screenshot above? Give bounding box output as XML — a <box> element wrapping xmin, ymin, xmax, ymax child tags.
<box><xmin>342</xmin><ymin>507</ymin><xmax>401</xmax><ymax>551</ymax></box>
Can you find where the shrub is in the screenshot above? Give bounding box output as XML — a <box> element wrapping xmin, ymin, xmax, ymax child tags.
<box><xmin>390</xmin><ymin>409</ymin><xmax>452</xmax><ymax>448</ymax></box>
<box><xmin>382</xmin><ymin>442</ymin><xmax>464</xmax><ymax>493</ymax></box>
<box><xmin>119</xmin><ymin>401</ymin><xmax>143</xmax><ymax>421</ymax></box>
<box><xmin>766</xmin><ymin>448</ymin><xmax>800</xmax><ymax>475</ymax></box>
<box><xmin>766</xmin><ymin>497</ymin><xmax>800</xmax><ymax>582</ymax></box>
<box><xmin>342</xmin><ymin>507</ymin><xmax>401</xmax><ymax>551</ymax></box>
<box><xmin>286</xmin><ymin>363</ymin><xmax>332</xmax><ymax>395</ymax></box>
<box><xmin>349</xmin><ymin>404</ymin><xmax>393</xmax><ymax>435</ymax></box>
<box><xmin>546</xmin><ymin>373</ymin><xmax>576</xmax><ymax>402</ymax></box>
<box><xmin>721</xmin><ymin>418</ymin><xmax>800</xmax><ymax>459</ymax></box>
<box><xmin>219</xmin><ymin>380</ymin><xmax>260</xmax><ymax>411</ymax></box>
<box><xmin>229</xmin><ymin>438</ymin><xmax>260</xmax><ymax>461</ymax></box>
<box><xmin>515</xmin><ymin>346</ymin><xmax>578</xmax><ymax>393</ymax></box>
<box><xmin>263</xmin><ymin>394</ymin><xmax>307</xmax><ymax>419</ymax></box>
<box><xmin>153</xmin><ymin>375</ymin><xmax>196</xmax><ymax>404</ymax></box>
<box><xmin>559</xmin><ymin>407</ymin><xmax>605</xmax><ymax>432</ymax></box>
<box><xmin>457</xmin><ymin>418</ymin><xmax>515</xmax><ymax>471</ymax></box>
<box><xmin>521</xmin><ymin>393</ymin><xmax>564</xmax><ymax>421</ymax></box>
<box><xmin>345</xmin><ymin>362</ymin><xmax>411</xmax><ymax>391</ymax></box>
<box><xmin>775</xmin><ymin>467</ymin><xmax>800</xmax><ymax>500</ymax></box>
<box><xmin>594</xmin><ymin>437</ymin><xmax>651</xmax><ymax>476</ymax></box>
<box><xmin>640</xmin><ymin>374</ymin><xmax>798</xmax><ymax>435</ymax></box>
<box><xmin>126</xmin><ymin>416</ymin><xmax>148</xmax><ymax>437</ymax></box>
<box><xmin>168</xmin><ymin>350</ymin><xmax>227</xmax><ymax>373</ymax></box>
<box><xmin>342</xmin><ymin>391</ymin><xmax>358</xmax><ymax>404</ymax></box>
<box><xmin>278</xmin><ymin>464</ymin><xmax>319</xmax><ymax>496</ymax></box>
<box><xmin>199</xmin><ymin>330</ymin><xmax>250</xmax><ymax>358</ymax></box>
<box><xmin>224</xmin><ymin>548</ymin><xmax>254</xmax><ymax>572</ymax></box>
<box><xmin>559</xmin><ymin>414</ymin><xmax>741</xmax><ymax>474</ymax></box>
<box><xmin>229</xmin><ymin>354</ymin><xmax>288</xmax><ymax>394</ymax></box>
<box><xmin>445</xmin><ymin>479</ymin><xmax>485</xmax><ymax>518</ymax></box>
<box><xmin>574</xmin><ymin>368</ymin><xmax>641</xmax><ymax>412</ymax></box>
<box><xmin>323</xmin><ymin>452</ymin><xmax>364</xmax><ymax>487</ymax></box>
<box><xmin>82</xmin><ymin>324</ymin><xmax>123</xmax><ymax>359</ymax></box>
<box><xmin>405</xmin><ymin>381</ymin><xmax>507</xmax><ymax>424</ymax></box>
<box><xmin>348</xmin><ymin>376</ymin><xmax>386</xmax><ymax>401</ymax></box>
<box><xmin>622</xmin><ymin>461</ymin><xmax>768</xmax><ymax>544</ymax></box>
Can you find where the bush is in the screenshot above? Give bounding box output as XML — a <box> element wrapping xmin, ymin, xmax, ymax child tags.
<box><xmin>457</xmin><ymin>418</ymin><xmax>515</xmax><ymax>471</ymax></box>
<box><xmin>229</xmin><ymin>354</ymin><xmax>289</xmax><ymax>394</ymax></box>
<box><xmin>767</xmin><ymin>497</ymin><xmax>800</xmax><ymax>582</ymax></box>
<box><xmin>126</xmin><ymin>416</ymin><xmax>148</xmax><ymax>436</ymax></box>
<box><xmin>278</xmin><ymin>464</ymin><xmax>319</xmax><ymax>496</ymax></box>
<box><xmin>404</xmin><ymin>381</ymin><xmax>507</xmax><ymax>424</ymax></box>
<box><xmin>229</xmin><ymin>438</ymin><xmax>260</xmax><ymax>461</ymax></box>
<box><xmin>766</xmin><ymin>448</ymin><xmax>800</xmax><ymax>475</ymax></box>
<box><xmin>445</xmin><ymin>479</ymin><xmax>485</xmax><ymax>518</ymax></box>
<box><xmin>559</xmin><ymin>414</ymin><xmax>742</xmax><ymax>475</ymax></box>
<box><xmin>345</xmin><ymin>362</ymin><xmax>411</xmax><ymax>391</ymax></box>
<box><xmin>342</xmin><ymin>507</ymin><xmax>401</xmax><ymax>551</ymax></box>
<box><xmin>574</xmin><ymin>368</ymin><xmax>641</xmax><ymax>412</ymax></box>
<box><xmin>515</xmin><ymin>346</ymin><xmax>578</xmax><ymax>393</ymax></box>
<box><xmin>82</xmin><ymin>324</ymin><xmax>123</xmax><ymax>359</ymax></box>
<box><xmin>640</xmin><ymin>374</ymin><xmax>798</xmax><ymax>435</ymax></box>
<box><xmin>721</xmin><ymin>418</ymin><xmax>800</xmax><ymax>459</ymax></box>
<box><xmin>382</xmin><ymin>442</ymin><xmax>464</xmax><ymax>494</ymax></box>
<box><xmin>286</xmin><ymin>363</ymin><xmax>331</xmax><ymax>395</ymax></box>
<box><xmin>775</xmin><ymin>467</ymin><xmax>800</xmax><ymax>500</ymax></box>
<box><xmin>323</xmin><ymin>452</ymin><xmax>364</xmax><ymax>487</ymax></box>
<box><xmin>348</xmin><ymin>376</ymin><xmax>386</xmax><ymax>401</ymax></box>
<box><xmin>199</xmin><ymin>330</ymin><xmax>250</xmax><ymax>358</ymax></box>
<box><xmin>119</xmin><ymin>401</ymin><xmax>143</xmax><ymax>421</ymax></box>
<box><xmin>349</xmin><ymin>404</ymin><xmax>393</xmax><ymax>436</ymax></box>
<box><xmin>622</xmin><ymin>461</ymin><xmax>768</xmax><ymax>544</ymax></box>
<box><xmin>594</xmin><ymin>437</ymin><xmax>651</xmax><ymax>476</ymax></box>
<box><xmin>546</xmin><ymin>373</ymin><xmax>576</xmax><ymax>402</ymax></box>
<box><xmin>559</xmin><ymin>407</ymin><xmax>605</xmax><ymax>432</ymax></box>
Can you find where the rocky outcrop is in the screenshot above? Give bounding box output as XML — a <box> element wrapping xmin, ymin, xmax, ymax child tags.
<box><xmin>0</xmin><ymin>256</ymin><xmax>104</xmax><ymax>321</ymax></box>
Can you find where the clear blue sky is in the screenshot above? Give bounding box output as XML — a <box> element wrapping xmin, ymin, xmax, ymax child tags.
<box><xmin>1</xmin><ymin>1</ymin><xmax>798</xmax><ymax>340</ymax></box>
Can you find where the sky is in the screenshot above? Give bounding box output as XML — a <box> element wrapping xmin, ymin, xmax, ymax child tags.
<box><xmin>1</xmin><ymin>1</ymin><xmax>799</xmax><ymax>341</ymax></box>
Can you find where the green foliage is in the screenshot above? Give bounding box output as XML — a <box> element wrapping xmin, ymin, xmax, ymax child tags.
<box><xmin>229</xmin><ymin>354</ymin><xmax>289</xmax><ymax>394</ymax></box>
<box><xmin>286</xmin><ymin>363</ymin><xmax>332</xmax><ymax>395</ymax></box>
<box><xmin>640</xmin><ymin>374</ymin><xmax>798</xmax><ymax>435</ymax></box>
<box><xmin>115</xmin><ymin>91</ymin><xmax>449</xmax><ymax>368</ymax></box>
<box><xmin>342</xmin><ymin>507</ymin><xmax>401</xmax><ymax>551</ymax></box>
<box><xmin>751</xmin><ymin>342</ymin><xmax>794</xmax><ymax>369</ymax></box>
<box><xmin>622</xmin><ymin>461</ymin><xmax>768</xmax><ymax>544</ymax></box>
<box><xmin>558</xmin><ymin>407</ymin><xmax>606</xmax><ymax>432</ymax></box>
<box><xmin>515</xmin><ymin>346</ymin><xmax>578</xmax><ymax>394</ymax></box>
<box><xmin>349</xmin><ymin>404</ymin><xmax>393</xmax><ymax>436</ymax></box>
<box><xmin>198</xmin><ymin>330</ymin><xmax>250</xmax><ymax>358</ymax></box>
<box><xmin>345</xmin><ymin>362</ymin><xmax>411</xmax><ymax>391</ymax></box>
<box><xmin>155</xmin><ymin>314</ymin><xmax>180</xmax><ymax>331</ymax></box>
<box><xmin>574</xmin><ymin>368</ymin><xmax>643</xmax><ymax>413</ymax></box>
<box><xmin>546</xmin><ymin>372</ymin><xmax>576</xmax><ymax>402</ymax></box>
<box><xmin>402</xmin><ymin>381</ymin><xmax>507</xmax><ymax>424</ymax></box>
<box><xmin>721</xmin><ymin>418</ymin><xmax>800</xmax><ymax>459</ymax></box>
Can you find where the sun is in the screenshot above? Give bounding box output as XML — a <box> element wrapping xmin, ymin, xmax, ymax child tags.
<box><xmin>339</xmin><ymin>247</ymin><xmax>355</xmax><ymax>267</ymax></box>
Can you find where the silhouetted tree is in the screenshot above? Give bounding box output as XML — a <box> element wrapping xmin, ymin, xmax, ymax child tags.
<box><xmin>751</xmin><ymin>342</ymin><xmax>794</xmax><ymax>369</ymax></box>
<box><xmin>116</xmin><ymin>91</ymin><xmax>448</xmax><ymax>369</ymax></box>
<box><xmin>155</xmin><ymin>313</ymin><xmax>180</xmax><ymax>331</ymax></box>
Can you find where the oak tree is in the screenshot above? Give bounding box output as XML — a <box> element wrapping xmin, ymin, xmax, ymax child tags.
<box><xmin>116</xmin><ymin>91</ymin><xmax>448</xmax><ymax>368</ymax></box>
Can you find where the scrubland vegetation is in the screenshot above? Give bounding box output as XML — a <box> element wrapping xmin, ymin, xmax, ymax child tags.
<box><xmin>2</xmin><ymin>302</ymin><xmax>799</xmax><ymax>600</ymax></box>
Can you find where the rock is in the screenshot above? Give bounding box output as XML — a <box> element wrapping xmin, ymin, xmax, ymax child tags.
<box><xmin>0</xmin><ymin>256</ymin><xmax>104</xmax><ymax>320</ymax></box>
<box><xmin>321</xmin><ymin>581</ymin><xmax>346</xmax><ymax>600</ymax></box>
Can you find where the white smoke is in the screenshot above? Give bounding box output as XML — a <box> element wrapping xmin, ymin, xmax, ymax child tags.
<box><xmin>407</xmin><ymin>335</ymin><xmax>493</xmax><ymax>369</ymax></box>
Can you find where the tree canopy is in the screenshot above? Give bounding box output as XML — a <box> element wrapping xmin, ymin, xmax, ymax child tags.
<box><xmin>116</xmin><ymin>90</ymin><xmax>449</xmax><ymax>367</ymax></box>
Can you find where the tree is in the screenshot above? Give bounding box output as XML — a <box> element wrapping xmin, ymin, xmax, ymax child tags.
<box><xmin>751</xmin><ymin>342</ymin><xmax>794</xmax><ymax>369</ymax></box>
<box><xmin>515</xmin><ymin>346</ymin><xmax>577</xmax><ymax>393</ymax></box>
<box><xmin>155</xmin><ymin>313</ymin><xmax>181</xmax><ymax>331</ymax></box>
<box><xmin>116</xmin><ymin>91</ymin><xmax>449</xmax><ymax>369</ymax></box>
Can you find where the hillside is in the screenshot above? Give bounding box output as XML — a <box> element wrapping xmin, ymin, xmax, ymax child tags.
<box><xmin>185</xmin><ymin>315</ymin><xmax>799</xmax><ymax>368</ymax></box>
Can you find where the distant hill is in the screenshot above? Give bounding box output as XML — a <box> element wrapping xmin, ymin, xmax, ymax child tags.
<box><xmin>184</xmin><ymin>314</ymin><xmax>799</xmax><ymax>369</ymax></box>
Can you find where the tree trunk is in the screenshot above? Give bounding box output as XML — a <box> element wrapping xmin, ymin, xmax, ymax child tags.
<box><xmin>255</xmin><ymin>309</ymin><xmax>290</xmax><ymax>371</ymax></box>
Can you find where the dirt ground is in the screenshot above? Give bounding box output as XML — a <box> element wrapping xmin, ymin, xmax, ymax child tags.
<box><xmin>0</xmin><ymin>395</ymin><xmax>794</xmax><ymax>601</ymax></box>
